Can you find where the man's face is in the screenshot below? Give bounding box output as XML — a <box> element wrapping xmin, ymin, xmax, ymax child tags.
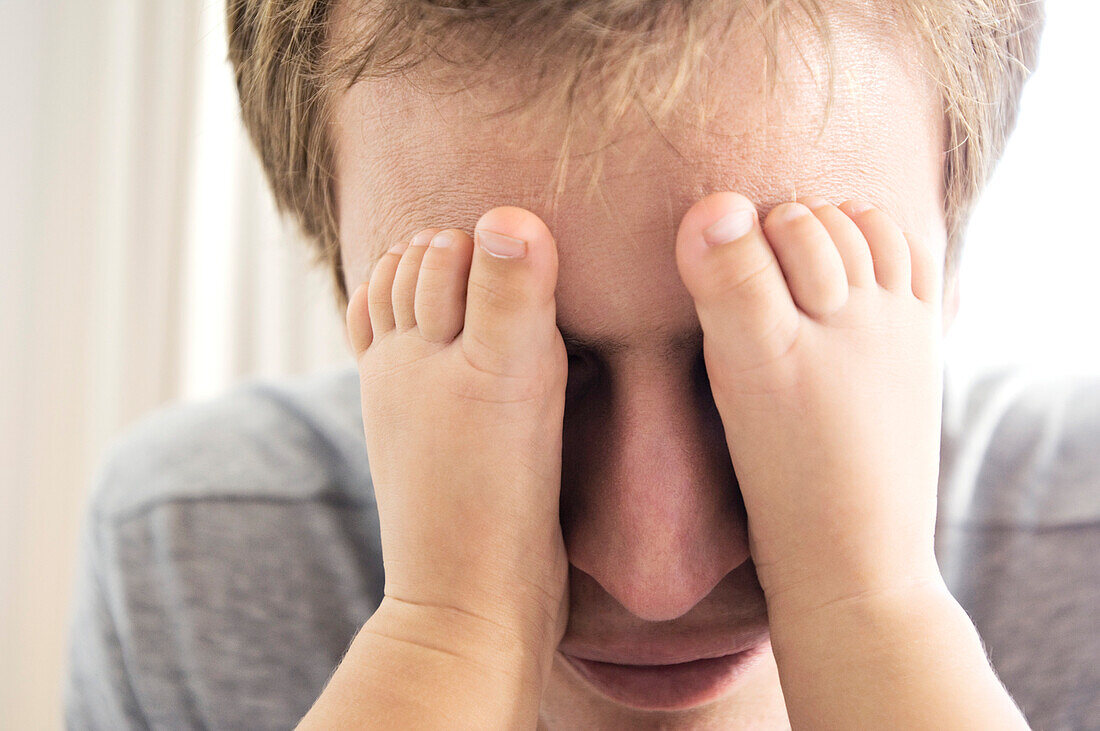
<box><xmin>334</xmin><ymin>6</ymin><xmax>946</xmax><ymax>726</ymax></box>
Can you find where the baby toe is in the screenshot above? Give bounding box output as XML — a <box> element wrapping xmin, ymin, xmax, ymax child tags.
<box><xmin>762</xmin><ymin>202</ymin><xmax>849</xmax><ymax>318</ymax></box>
<box><xmin>346</xmin><ymin>279</ymin><xmax>374</xmax><ymax>357</ymax></box>
<box><xmin>840</xmin><ymin>202</ymin><xmax>911</xmax><ymax>292</ymax></box>
<box><xmin>367</xmin><ymin>239</ymin><xmax>410</xmax><ymax>337</ymax></box>
<box><xmin>906</xmin><ymin>232</ymin><xmax>941</xmax><ymax>304</ymax></box>
<box><xmin>414</xmin><ymin>229</ymin><xmax>475</xmax><ymax>343</ymax></box>
<box><xmin>390</xmin><ymin>230</ymin><xmax>435</xmax><ymax>331</ymax></box>
<box><xmin>801</xmin><ymin>198</ymin><xmax>876</xmax><ymax>289</ymax></box>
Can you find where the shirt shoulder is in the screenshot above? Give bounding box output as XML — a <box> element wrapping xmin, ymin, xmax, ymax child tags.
<box><xmin>88</xmin><ymin>364</ymin><xmax>372</xmax><ymax>522</ymax></box>
<box><xmin>68</xmin><ymin>365</ymin><xmax>382</xmax><ymax>729</ymax></box>
<box><xmin>937</xmin><ymin>367</ymin><xmax>1100</xmax><ymax>729</ymax></box>
<box><xmin>939</xmin><ymin>366</ymin><xmax>1100</xmax><ymax>528</ymax></box>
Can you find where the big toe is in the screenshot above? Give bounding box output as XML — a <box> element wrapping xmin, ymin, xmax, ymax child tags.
<box><xmin>761</xmin><ymin>202</ymin><xmax>850</xmax><ymax>318</ymax></box>
<box><xmin>463</xmin><ymin>206</ymin><xmax>562</xmax><ymax>378</ymax></box>
<box><xmin>676</xmin><ymin>192</ymin><xmax>801</xmax><ymax>375</ymax></box>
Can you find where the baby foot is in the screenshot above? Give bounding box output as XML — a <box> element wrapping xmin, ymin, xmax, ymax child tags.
<box><xmin>345</xmin><ymin>207</ymin><xmax>569</xmax><ymax>654</ymax></box>
<box><xmin>675</xmin><ymin>194</ymin><xmax>945</xmax><ymax>617</ymax></box>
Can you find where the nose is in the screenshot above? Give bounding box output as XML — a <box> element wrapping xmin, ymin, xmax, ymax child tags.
<box><xmin>561</xmin><ymin>368</ymin><xmax>751</xmax><ymax>622</ymax></box>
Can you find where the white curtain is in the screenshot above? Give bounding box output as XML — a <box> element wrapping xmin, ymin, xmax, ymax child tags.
<box><xmin>0</xmin><ymin>2</ymin><xmax>349</xmax><ymax>726</ymax></box>
<box><xmin>2</xmin><ymin>1</ymin><xmax>1097</xmax><ymax>728</ymax></box>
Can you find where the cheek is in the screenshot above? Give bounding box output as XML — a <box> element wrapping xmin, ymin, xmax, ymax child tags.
<box><xmin>333</xmin><ymin>151</ymin><xmax>391</xmax><ymax>291</ymax></box>
<box><xmin>338</xmin><ymin>229</ymin><xmax>374</xmax><ymax>295</ymax></box>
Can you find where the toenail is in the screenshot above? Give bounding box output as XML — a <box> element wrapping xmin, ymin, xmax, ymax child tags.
<box><xmin>777</xmin><ymin>202</ymin><xmax>811</xmax><ymax>222</ymax></box>
<box><xmin>411</xmin><ymin>230</ymin><xmax>434</xmax><ymax>247</ymax></box>
<box><xmin>846</xmin><ymin>200</ymin><xmax>874</xmax><ymax>215</ymax></box>
<box><xmin>430</xmin><ymin>231</ymin><xmax>454</xmax><ymax>248</ymax></box>
<box><xmin>476</xmin><ymin>229</ymin><xmax>527</xmax><ymax>258</ymax></box>
<box><xmin>388</xmin><ymin>240</ymin><xmax>410</xmax><ymax>255</ymax></box>
<box><xmin>703</xmin><ymin>208</ymin><xmax>757</xmax><ymax>246</ymax></box>
<box><xmin>802</xmin><ymin>197</ymin><xmax>830</xmax><ymax>210</ymax></box>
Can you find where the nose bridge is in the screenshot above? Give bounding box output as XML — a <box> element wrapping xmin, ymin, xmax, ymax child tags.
<box><xmin>563</xmin><ymin>367</ymin><xmax>750</xmax><ymax>622</ymax></box>
<box><xmin>615</xmin><ymin>380</ymin><xmax>708</xmax><ymax>521</ymax></box>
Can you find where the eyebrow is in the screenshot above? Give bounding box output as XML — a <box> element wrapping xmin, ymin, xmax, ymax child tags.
<box><xmin>558</xmin><ymin>325</ymin><xmax>703</xmax><ymax>359</ymax></box>
<box><xmin>559</xmin><ymin>328</ymin><xmax>630</xmax><ymax>357</ymax></box>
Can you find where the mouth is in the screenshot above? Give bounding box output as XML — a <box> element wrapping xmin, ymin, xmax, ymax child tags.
<box><xmin>558</xmin><ymin>637</ymin><xmax>770</xmax><ymax>711</ymax></box>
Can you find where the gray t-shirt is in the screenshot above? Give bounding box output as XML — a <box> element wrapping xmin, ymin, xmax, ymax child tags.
<box><xmin>63</xmin><ymin>364</ymin><xmax>1100</xmax><ymax>730</ymax></box>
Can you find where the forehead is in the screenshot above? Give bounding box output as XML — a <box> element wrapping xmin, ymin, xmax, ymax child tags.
<box><xmin>332</xmin><ymin>8</ymin><xmax>944</xmax><ymax>350</ymax></box>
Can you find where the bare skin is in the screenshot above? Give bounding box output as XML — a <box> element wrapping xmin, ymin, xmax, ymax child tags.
<box><xmin>303</xmin><ymin>196</ymin><xmax>1025</xmax><ymax>729</ymax></box>
<box><xmin>300</xmin><ymin>4</ymin><xmax>1021</xmax><ymax>728</ymax></box>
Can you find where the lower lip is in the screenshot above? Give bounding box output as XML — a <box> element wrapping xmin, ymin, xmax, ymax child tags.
<box><xmin>561</xmin><ymin>641</ymin><xmax>769</xmax><ymax>711</ymax></box>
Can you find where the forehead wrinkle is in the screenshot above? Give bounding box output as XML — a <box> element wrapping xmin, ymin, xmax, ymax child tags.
<box><xmin>337</xmin><ymin>6</ymin><xmax>945</xmax><ymax>309</ymax></box>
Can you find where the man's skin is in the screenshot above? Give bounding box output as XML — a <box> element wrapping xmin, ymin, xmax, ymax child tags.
<box><xmin>299</xmin><ymin>5</ymin><xmax>1022</xmax><ymax>728</ymax></box>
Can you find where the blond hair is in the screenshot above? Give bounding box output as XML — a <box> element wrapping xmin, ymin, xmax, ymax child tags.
<box><xmin>227</xmin><ymin>0</ymin><xmax>1044</xmax><ymax>315</ymax></box>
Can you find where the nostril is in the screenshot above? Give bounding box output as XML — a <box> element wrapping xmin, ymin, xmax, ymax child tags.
<box><xmin>565</xmin><ymin>512</ymin><xmax>752</xmax><ymax>623</ymax></box>
<box><xmin>600</xmin><ymin>562</ymin><xmax>741</xmax><ymax>624</ymax></box>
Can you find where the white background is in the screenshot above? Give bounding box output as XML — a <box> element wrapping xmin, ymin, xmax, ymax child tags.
<box><xmin>0</xmin><ymin>2</ymin><xmax>1097</xmax><ymax>727</ymax></box>
<box><xmin>944</xmin><ymin>2</ymin><xmax>1100</xmax><ymax>378</ymax></box>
